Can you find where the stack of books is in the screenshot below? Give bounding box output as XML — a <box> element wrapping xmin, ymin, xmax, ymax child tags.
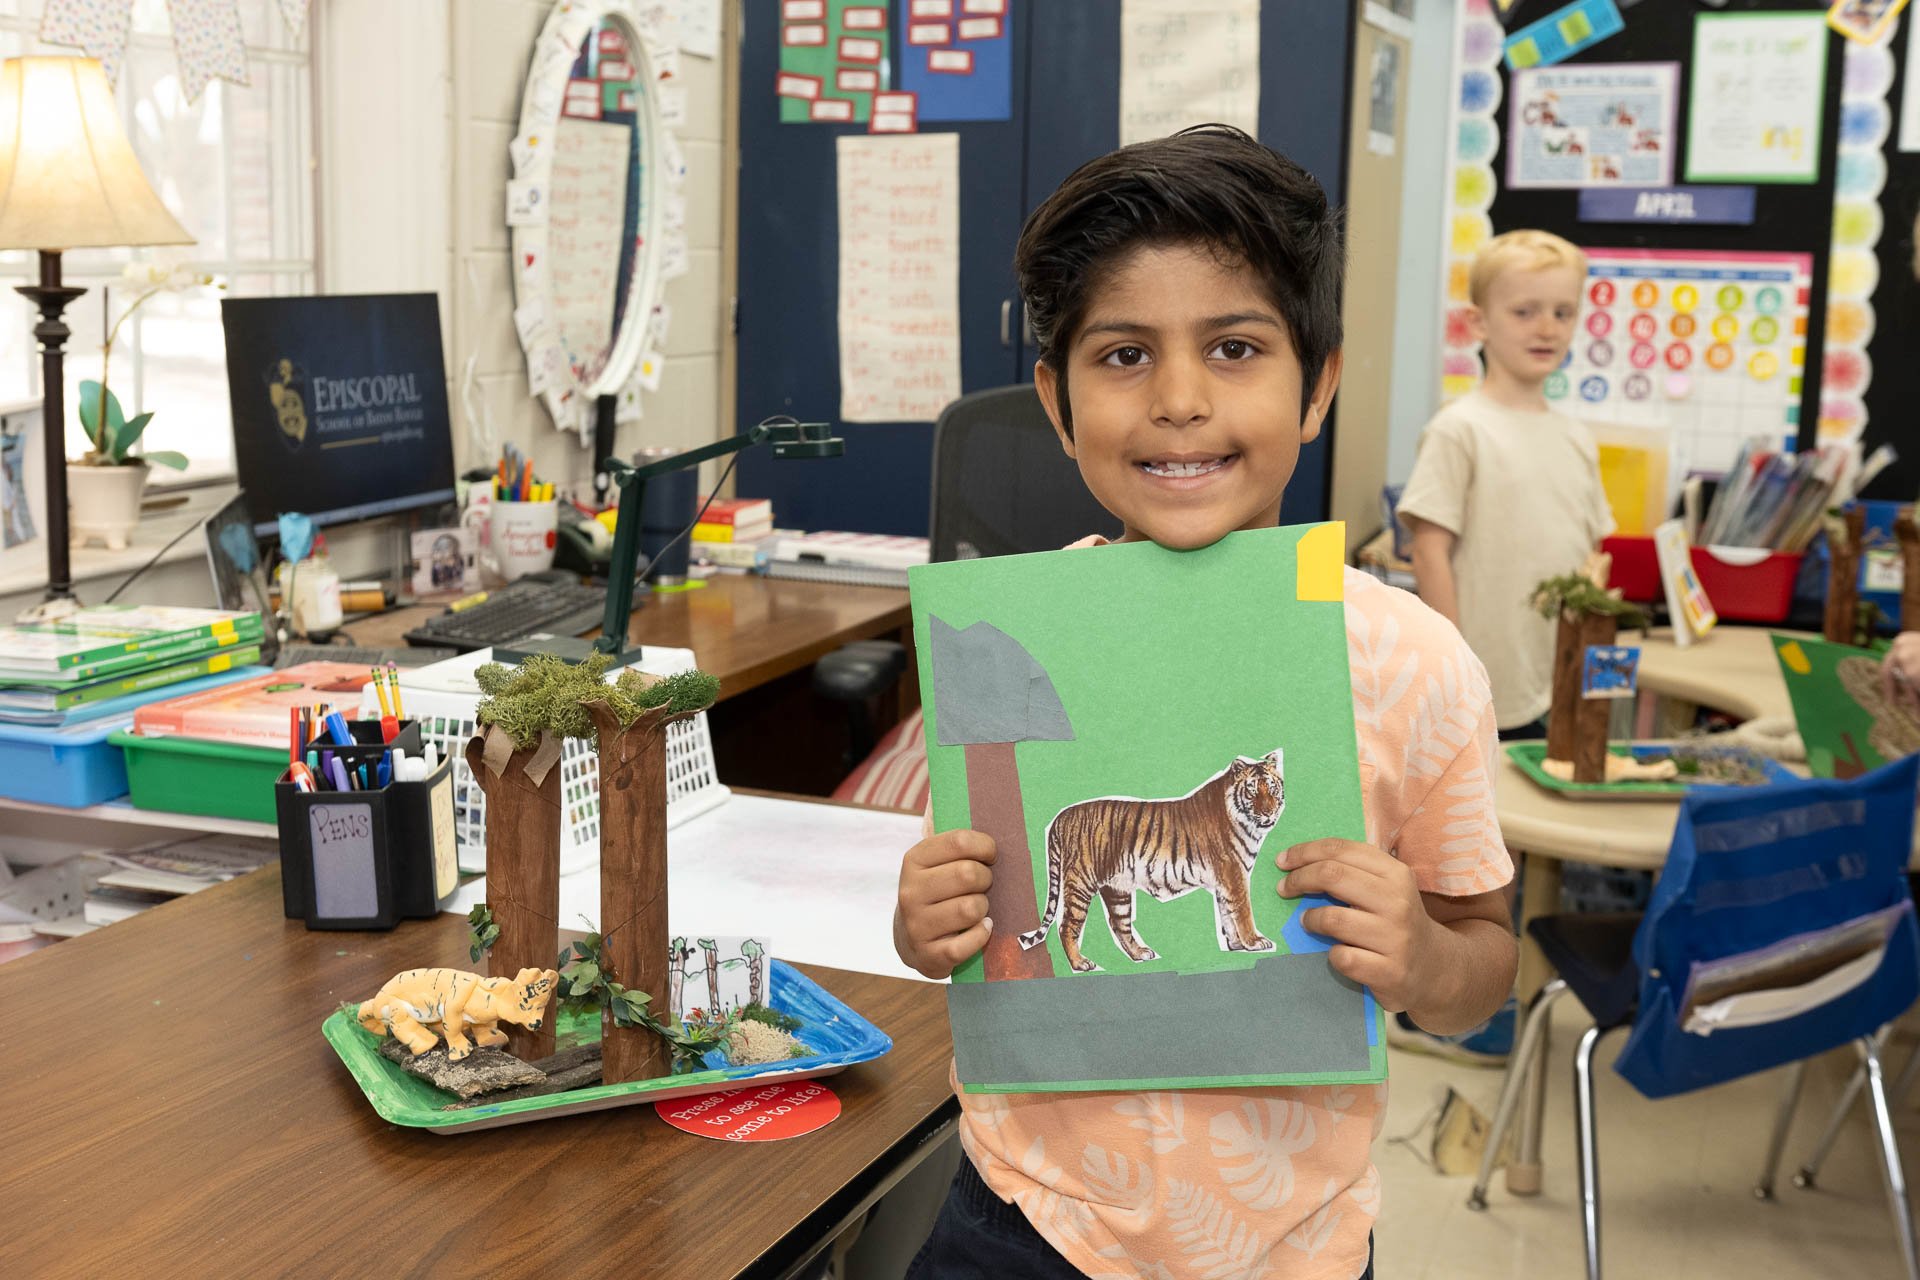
<box><xmin>0</xmin><ymin>605</ymin><xmax>266</xmax><ymax>728</ymax></box>
<box><xmin>1696</xmin><ymin>440</ymin><xmax>1858</xmax><ymax>551</ymax></box>
<box><xmin>691</xmin><ymin>496</ymin><xmax>778</xmax><ymax>572</ymax></box>
<box><xmin>78</xmin><ymin>834</ymin><xmax>278</xmax><ymax>931</ymax></box>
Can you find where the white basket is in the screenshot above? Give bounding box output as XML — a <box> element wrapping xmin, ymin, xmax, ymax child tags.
<box><xmin>362</xmin><ymin>647</ymin><xmax>729</xmax><ymax>875</ymax></box>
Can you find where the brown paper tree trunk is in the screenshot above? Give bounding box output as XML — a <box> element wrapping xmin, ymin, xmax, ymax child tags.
<box><xmin>464</xmin><ymin>736</ymin><xmax>562</xmax><ymax>1061</ymax></box>
<box><xmin>1897</xmin><ymin>507</ymin><xmax>1920</xmax><ymax>633</ymax></box>
<box><xmin>1545</xmin><ymin>611</ymin><xmax>1617</xmax><ymax>783</ymax></box>
<box><xmin>584</xmin><ymin>702</ymin><xmax>685</xmax><ymax>1085</ymax></box>
<box><xmin>965</xmin><ymin>740</ymin><xmax>1053</xmax><ymax>981</ymax></box>
<box><xmin>1826</xmin><ymin>506</ymin><xmax>1867</xmax><ymax>646</ymax></box>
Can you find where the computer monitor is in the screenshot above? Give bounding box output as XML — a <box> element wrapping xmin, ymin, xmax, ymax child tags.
<box><xmin>221</xmin><ymin>294</ymin><xmax>457</xmax><ymax>534</ymax></box>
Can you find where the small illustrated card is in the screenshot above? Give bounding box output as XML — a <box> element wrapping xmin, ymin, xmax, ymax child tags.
<box><xmin>1582</xmin><ymin>644</ymin><xmax>1641</xmax><ymax>699</ymax></box>
<box><xmin>912</xmin><ymin>524</ymin><xmax>1382</xmax><ymax>1093</ymax></box>
<box><xmin>1653</xmin><ymin>518</ymin><xmax>1717</xmax><ymax>648</ymax></box>
<box><xmin>670</xmin><ymin>935</ymin><xmax>772</xmax><ymax>1024</ymax></box>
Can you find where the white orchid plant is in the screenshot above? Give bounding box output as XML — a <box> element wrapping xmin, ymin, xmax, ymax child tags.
<box><xmin>75</xmin><ymin>260</ymin><xmax>224</xmax><ymax>469</ymax></box>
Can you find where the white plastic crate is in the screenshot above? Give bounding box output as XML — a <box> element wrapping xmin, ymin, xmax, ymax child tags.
<box><xmin>361</xmin><ymin>647</ymin><xmax>729</xmax><ymax>875</ymax></box>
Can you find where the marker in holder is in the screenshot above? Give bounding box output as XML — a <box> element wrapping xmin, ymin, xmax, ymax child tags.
<box><xmin>275</xmin><ymin>719</ymin><xmax>459</xmax><ymax>931</ymax></box>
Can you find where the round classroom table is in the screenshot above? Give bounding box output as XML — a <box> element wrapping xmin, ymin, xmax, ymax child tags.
<box><xmin>1493</xmin><ymin>624</ymin><xmax>1803</xmax><ymax>1195</ymax></box>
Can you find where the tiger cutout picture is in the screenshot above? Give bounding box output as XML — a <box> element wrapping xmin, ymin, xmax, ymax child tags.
<box><xmin>1019</xmin><ymin>749</ymin><xmax>1286</xmax><ymax>973</ymax></box>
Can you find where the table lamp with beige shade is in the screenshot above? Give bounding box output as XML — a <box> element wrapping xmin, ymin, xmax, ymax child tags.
<box><xmin>0</xmin><ymin>55</ymin><xmax>193</xmax><ymax>604</ymax></box>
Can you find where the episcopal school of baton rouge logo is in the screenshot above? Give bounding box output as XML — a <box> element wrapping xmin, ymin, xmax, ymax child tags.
<box><xmin>263</xmin><ymin>356</ymin><xmax>309</xmax><ymax>450</ymax></box>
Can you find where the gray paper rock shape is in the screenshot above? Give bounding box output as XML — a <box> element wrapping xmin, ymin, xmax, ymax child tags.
<box><xmin>929</xmin><ymin>617</ymin><xmax>1076</xmax><ymax>747</ymax></box>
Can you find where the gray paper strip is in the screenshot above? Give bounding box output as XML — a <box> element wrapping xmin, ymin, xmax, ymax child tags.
<box><xmin>948</xmin><ymin>954</ymin><xmax>1370</xmax><ymax>1086</ymax></box>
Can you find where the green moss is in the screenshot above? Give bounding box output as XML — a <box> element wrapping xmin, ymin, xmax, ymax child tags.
<box><xmin>1529</xmin><ymin>573</ymin><xmax>1649</xmax><ymax>628</ymax></box>
<box><xmin>473</xmin><ymin>654</ymin><xmax>720</xmax><ymax>750</ymax></box>
<box><xmin>740</xmin><ymin>1002</ymin><xmax>803</xmax><ymax>1033</ymax></box>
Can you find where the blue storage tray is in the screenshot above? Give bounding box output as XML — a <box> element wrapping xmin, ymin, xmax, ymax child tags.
<box><xmin>0</xmin><ymin>665</ymin><xmax>271</xmax><ymax>808</ymax></box>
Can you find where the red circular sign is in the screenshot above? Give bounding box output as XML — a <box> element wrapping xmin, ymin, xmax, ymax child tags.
<box><xmin>1664</xmin><ymin>342</ymin><xmax>1694</xmax><ymax>370</ymax></box>
<box><xmin>655</xmin><ymin>1080</ymin><xmax>842</xmax><ymax>1142</ymax></box>
<box><xmin>1586</xmin><ymin>311</ymin><xmax>1612</xmax><ymax>338</ymax></box>
<box><xmin>1589</xmin><ymin>280</ymin><xmax>1615</xmax><ymax>307</ymax></box>
<box><xmin>1630</xmin><ymin>342</ymin><xmax>1657</xmax><ymax>369</ymax></box>
<box><xmin>1628</xmin><ymin>313</ymin><xmax>1657</xmax><ymax>342</ymax></box>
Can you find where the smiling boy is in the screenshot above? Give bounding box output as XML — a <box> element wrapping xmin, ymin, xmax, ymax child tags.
<box><xmin>894</xmin><ymin>126</ymin><xmax>1517</xmax><ymax>1280</ymax></box>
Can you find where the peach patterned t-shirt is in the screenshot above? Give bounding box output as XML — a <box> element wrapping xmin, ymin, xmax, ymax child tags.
<box><xmin>947</xmin><ymin>559</ymin><xmax>1512</xmax><ymax>1280</ymax></box>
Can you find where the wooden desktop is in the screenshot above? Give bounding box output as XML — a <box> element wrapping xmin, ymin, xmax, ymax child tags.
<box><xmin>0</xmin><ymin>865</ymin><xmax>957</xmax><ymax>1278</ymax></box>
<box><xmin>356</xmin><ymin>574</ymin><xmax>917</xmax><ymax>794</ymax></box>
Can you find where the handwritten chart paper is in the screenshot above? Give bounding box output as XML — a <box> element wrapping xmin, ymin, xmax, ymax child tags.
<box><xmin>1119</xmin><ymin>0</ymin><xmax>1259</xmax><ymax>147</ymax></box>
<box><xmin>837</xmin><ymin>134</ymin><xmax>961</xmax><ymax>423</ymax></box>
<box><xmin>549</xmin><ymin>118</ymin><xmax>633</xmax><ymax>384</ymax></box>
<box><xmin>1685</xmin><ymin>11</ymin><xmax>1828</xmax><ymax>185</ymax></box>
<box><xmin>1508</xmin><ymin>63</ymin><xmax>1678</xmax><ymax>189</ymax></box>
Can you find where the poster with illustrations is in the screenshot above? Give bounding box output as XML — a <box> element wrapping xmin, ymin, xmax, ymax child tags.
<box><xmin>1685</xmin><ymin>10</ymin><xmax>1828</xmax><ymax>184</ymax></box>
<box><xmin>1772</xmin><ymin>636</ymin><xmax>1920</xmax><ymax>779</ymax></box>
<box><xmin>669</xmin><ymin>935</ymin><xmax>771</xmax><ymax>1024</ymax></box>
<box><xmin>911</xmin><ymin>524</ymin><xmax>1382</xmax><ymax>1094</ymax></box>
<box><xmin>1549</xmin><ymin>248</ymin><xmax>1813</xmax><ymax>479</ymax></box>
<box><xmin>1507</xmin><ymin>63</ymin><xmax>1678</xmax><ymax>189</ymax></box>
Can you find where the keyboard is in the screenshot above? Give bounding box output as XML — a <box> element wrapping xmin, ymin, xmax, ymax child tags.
<box><xmin>275</xmin><ymin>643</ymin><xmax>458</xmax><ymax>669</ymax></box>
<box><xmin>403</xmin><ymin>579</ymin><xmax>609</xmax><ymax>652</ymax></box>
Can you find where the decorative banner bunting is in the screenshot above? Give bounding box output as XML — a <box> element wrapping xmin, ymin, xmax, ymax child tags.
<box><xmin>40</xmin><ymin>0</ymin><xmax>257</xmax><ymax>101</ymax></box>
<box><xmin>169</xmin><ymin>0</ymin><xmax>250</xmax><ymax>101</ymax></box>
<box><xmin>39</xmin><ymin>0</ymin><xmax>135</xmax><ymax>83</ymax></box>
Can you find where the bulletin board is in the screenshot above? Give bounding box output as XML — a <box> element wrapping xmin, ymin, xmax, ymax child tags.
<box><xmin>1443</xmin><ymin>0</ymin><xmax>1850</xmax><ymax>483</ymax></box>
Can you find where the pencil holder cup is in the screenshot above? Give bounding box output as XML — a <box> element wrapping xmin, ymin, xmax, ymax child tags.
<box><xmin>491</xmin><ymin>498</ymin><xmax>558</xmax><ymax>581</ymax></box>
<box><xmin>275</xmin><ymin>720</ymin><xmax>458</xmax><ymax>930</ymax></box>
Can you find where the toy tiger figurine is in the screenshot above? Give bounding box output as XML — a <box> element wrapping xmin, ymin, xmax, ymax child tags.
<box><xmin>357</xmin><ymin>966</ymin><xmax>558</xmax><ymax>1061</ymax></box>
<box><xmin>1019</xmin><ymin>750</ymin><xmax>1285</xmax><ymax>973</ymax></box>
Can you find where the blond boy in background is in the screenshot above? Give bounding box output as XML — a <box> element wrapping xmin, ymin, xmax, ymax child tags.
<box><xmin>1393</xmin><ymin>229</ymin><xmax>1613</xmax><ymax>1064</ymax></box>
<box><xmin>1399</xmin><ymin>229</ymin><xmax>1614</xmax><ymax>739</ymax></box>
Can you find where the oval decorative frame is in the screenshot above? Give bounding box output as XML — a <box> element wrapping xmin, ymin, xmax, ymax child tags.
<box><xmin>508</xmin><ymin>0</ymin><xmax>687</xmax><ymax>444</ymax></box>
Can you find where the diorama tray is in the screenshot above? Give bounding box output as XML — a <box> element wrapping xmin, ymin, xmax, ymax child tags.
<box><xmin>1505</xmin><ymin>741</ymin><xmax>1796</xmax><ymax>800</ymax></box>
<box><xmin>324</xmin><ymin>959</ymin><xmax>891</xmax><ymax>1135</ymax></box>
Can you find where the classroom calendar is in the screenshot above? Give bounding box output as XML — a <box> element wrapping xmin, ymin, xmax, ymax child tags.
<box><xmin>1546</xmin><ymin>248</ymin><xmax>1812</xmax><ymax>476</ymax></box>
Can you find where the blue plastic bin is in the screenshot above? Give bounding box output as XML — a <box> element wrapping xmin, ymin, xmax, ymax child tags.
<box><xmin>0</xmin><ymin>665</ymin><xmax>271</xmax><ymax>808</ymax></box>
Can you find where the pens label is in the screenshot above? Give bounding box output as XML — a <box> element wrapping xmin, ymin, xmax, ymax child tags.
<box><xmin>309</xmin><ymin>802</ymin><xmax>379</xmax><ymax>920</ymax></box>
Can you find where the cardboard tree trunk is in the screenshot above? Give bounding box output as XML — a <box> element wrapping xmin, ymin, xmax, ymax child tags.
<box><xmin>465</xmin><ymin>731</ymin><xmax>563</xmax><ymax>1061</ymax></box>
<box><xmin>583</xmin><ymin>700</ymin><xmax>695</xmax><ymax>1086</ymax></box>
<box><xmin>928</xmin><ymin>617</ymin><xmax>1076</xmax><ymax>981</ymax></box>
<box><xmin>1825</xmin><ymin>506</ymin><xmax>1868</xmax><ymax>647</ymax></box>
<box><xmin>1897</xmin><ymin>506</ymin><xmax>1920</xmax><ymax>632</ymax></box>
<box><xmin>1546</xmin><ymin>610</ymin><xmax>1618</xmax><ymax>785</ymax></box>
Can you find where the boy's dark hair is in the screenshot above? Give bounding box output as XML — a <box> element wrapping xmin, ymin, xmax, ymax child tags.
<box><xmin>1014</xmin><ymin>124</ymin><xmax>1345</xmax><ymax>435</ymax></box>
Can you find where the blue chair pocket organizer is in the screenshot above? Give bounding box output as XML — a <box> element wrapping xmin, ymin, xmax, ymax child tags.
<box><xmin>1615</xmin><ymin>755</ymin><xmax>1920</xmax><ymax>1099</ymax></box>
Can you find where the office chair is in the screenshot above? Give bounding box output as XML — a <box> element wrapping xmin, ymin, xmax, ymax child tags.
<box><xmin>814</xmin><ymin>385</ymin><xmax>1116</xmax><ymax>767</ymax></box>
<box><xmin>1466</xmin><ymin>756</ymin><xmax>1920</xmax><ymax>1280</ymax></box>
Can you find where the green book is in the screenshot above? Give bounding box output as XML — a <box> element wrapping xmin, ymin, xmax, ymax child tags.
<box><xmin>0</xmin><ymin>607</ymin><xmax>264</xmax><ymax>681</ymax></box>
<box><xmin>0</xmin><ymin>644</ymin><xmax>265</xmax><ymax>712</ymax></box>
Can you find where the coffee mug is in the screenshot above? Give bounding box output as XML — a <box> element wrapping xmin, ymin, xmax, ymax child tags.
<box><xmin>490</xmin><ymin>498</ymin><xmax>558</xmax><ymax>581</ymax></box>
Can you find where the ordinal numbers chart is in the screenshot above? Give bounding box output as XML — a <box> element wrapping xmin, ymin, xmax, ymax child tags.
<box><xmin>1546</xmin><ymin>248</ymin><xmax>1812</xmax><ymax>475</ymax></box>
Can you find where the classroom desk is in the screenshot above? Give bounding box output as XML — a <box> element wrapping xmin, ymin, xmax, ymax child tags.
<box><xmin>1626</xmin><ymin>624</ymin><xmax>1800</xmax><ymax>725</ymax></box>
<box><xmin>0</xmin><ymin>862</ymin><xmax>957</xmax><ymax>1278</ymax></box>
<box><xmin>352</xmin><ymin>573</ymin><xmax>914</xmax><ymax>704</ymax></box>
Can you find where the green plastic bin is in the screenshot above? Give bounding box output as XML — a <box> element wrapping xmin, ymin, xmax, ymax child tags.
<box><xmin>109</xmin><ymin>730</ymin><xmax>287</xmax><ymax>823</ymax></box>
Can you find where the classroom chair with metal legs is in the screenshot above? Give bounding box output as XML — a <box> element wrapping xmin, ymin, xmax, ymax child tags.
<box><xmin>1466</xmin><ymin>756</ymin><xmax>1920</xmax><ymax>1280</ymax></box>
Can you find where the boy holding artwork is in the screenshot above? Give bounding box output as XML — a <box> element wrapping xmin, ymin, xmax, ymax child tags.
<box><xmin>893</xmin><ymin>126</ymin><xmax>1516</xmax><ymax>1280</ymax></box>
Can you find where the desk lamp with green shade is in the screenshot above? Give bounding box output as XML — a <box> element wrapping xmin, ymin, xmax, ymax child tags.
<box><xmin>495</xmin><ymin>417</ymin><xmax>844</xmax><ymax>667</ymax></box>
<box><xmin>0</xmin><ymin>56</ymin><xmax>195</xmax><ymax>605</ymax></box>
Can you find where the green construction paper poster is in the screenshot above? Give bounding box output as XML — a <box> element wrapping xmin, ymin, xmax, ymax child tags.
<box><xmin>1772</xmin><ymin>633</ymin><xmax>1916</xmax><ymax>778</ymax></box>
<box><xmin>777</xmin><ymin>0</ymin><xmax>891</xmax><ymax>124</ymax></box>
<box><xmin>910</xmin><ymin>524</ymin><xmax>1387</xmax><ymax>1093</ymax></box>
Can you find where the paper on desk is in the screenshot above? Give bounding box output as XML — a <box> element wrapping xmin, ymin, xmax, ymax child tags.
<box><xmin>447</xmin><ymin>794</ymin><xmax>926</xmax><ymax>981</ymax></box>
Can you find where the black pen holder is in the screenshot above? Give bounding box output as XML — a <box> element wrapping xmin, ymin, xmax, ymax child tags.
<box><xmin>276</xmin><ymin>720</ymin><xmax>457</xmax><ymax>930</ymax></box>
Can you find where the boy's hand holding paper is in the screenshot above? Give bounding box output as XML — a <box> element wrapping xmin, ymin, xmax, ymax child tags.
<box><xmin>894</xmin><ymin>828</ymin><xmax>995</xmax><ymax>981</ymax></box>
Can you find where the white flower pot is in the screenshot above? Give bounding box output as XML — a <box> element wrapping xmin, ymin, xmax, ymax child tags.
<box><xmin>67</xmin><ymin>461</ymin><xmax>148</xmax><ymax>551</ymax></box>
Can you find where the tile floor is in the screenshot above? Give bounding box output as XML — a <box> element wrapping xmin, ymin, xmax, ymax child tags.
<box><xmin>1375</xmin><ymin>998</ymin><xmax>1920</xmax><ymax>1279</ymax></box>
